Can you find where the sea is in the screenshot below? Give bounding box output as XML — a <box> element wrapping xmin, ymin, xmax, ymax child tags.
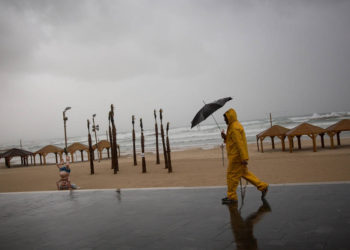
<box><xmin>1</xmin><ymin>111</ymin><xmax>350</xmax><ymax>165</ymax></box>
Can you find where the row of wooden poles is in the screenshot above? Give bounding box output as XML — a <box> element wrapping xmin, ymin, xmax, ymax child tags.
<box><xmin>87</xmin><ymin>105</ymin><xmax>173</xmax><ymax>175</ymax></box>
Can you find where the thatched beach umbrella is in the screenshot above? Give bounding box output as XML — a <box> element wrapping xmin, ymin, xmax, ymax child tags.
<box><xmin>326</xmin><ymin>119</ymin><xmax>350</xmax><ymax>148</ymax></box>
<box><xmin>0</xmin><ymin>148</ymin><xmax>33</xmax><ymax>168</ymax></box>
<box><xmin>34</xmin><ymin>145</ymin><xmax>64</xmax><ymax>165</ymax></box>
<box><xmin>256</xmin><ymin>125</ymin><xmax>290</xmax><ymax>152</ymax></box>
<box><xmin>92</xmin><ymin>140</ymin><xmax>111</xmax><ymax>160</ymax></box>
<box><xmin>286</xmin><ymin>123</ymin><xmax>326</xmax><ymax>152</ymax></box>
<box><xmin>67</xmin><ymin>143</ymin><xmax>89</xmax><ymax>162</ymax></box>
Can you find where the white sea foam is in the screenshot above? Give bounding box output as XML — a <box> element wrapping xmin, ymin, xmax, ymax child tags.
<box><xmin>1</xmin><ymin>111</ymin><xmax>349</xmax><ymax>165</ymax></box>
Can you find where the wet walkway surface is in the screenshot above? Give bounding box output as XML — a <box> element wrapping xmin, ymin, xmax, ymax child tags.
<box><xmin>0</xmin><ymin>183</ymin><xmax>349</xmax><ymax>249</ymax></box>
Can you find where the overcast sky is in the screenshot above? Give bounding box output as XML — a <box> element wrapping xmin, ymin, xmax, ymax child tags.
<box><xmin>1</xmin><ymin>0</ymin><xmax>350</xmax><ymax>144</ymax></box>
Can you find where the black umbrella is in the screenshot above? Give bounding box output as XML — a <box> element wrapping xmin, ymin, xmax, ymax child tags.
<box><xmin>191</xmin><ymin>97</ymin><xmax>233</xmax><ymax>129</ymax></box>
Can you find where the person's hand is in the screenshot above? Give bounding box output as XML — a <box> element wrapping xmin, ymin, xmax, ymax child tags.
<box><xmin>221</xmin><ymin>130</ymin><xmax>226</xmax><ymax>140</ymax></box>
<box><xmin>241</xmin><ymin>160</ymin><xmax>248</xmax><ymax>165</ymax></box>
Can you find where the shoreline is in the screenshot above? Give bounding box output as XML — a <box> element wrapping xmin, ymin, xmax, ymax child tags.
<box><xmin>0</xmin><ymin>138</ymin><xmax>350</xmax><ymax>193</ymax></box>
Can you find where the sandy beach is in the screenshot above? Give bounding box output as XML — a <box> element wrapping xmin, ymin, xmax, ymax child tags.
<box><xmin>1</xmin><ymin>138</ymin><xmax>350</xmax><ymax>193</ymax></box>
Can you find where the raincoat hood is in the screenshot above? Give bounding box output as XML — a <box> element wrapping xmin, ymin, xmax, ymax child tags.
<box><xmin>224</xmin><ymin>108</ymin><xmax>238</xmax><ymax>125</ymax></box>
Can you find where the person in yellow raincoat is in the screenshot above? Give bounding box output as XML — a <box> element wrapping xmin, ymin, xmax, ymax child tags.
<box><xmin>221</xmin><ymin>108</ymin><xmax>268</xmax><ymax>204</ymax></box>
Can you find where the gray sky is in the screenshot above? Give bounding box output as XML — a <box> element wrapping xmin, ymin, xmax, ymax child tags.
<box><xmin>1</xmin><ymin>0</ymin><xmax>350</xmax><ymax>144</ymax></box>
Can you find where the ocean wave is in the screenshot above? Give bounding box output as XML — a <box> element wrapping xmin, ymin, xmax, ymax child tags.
<box><xmin>2</xmin><ymin>111</ymin><xmax>349</xmax><ymax>157</ymax></box>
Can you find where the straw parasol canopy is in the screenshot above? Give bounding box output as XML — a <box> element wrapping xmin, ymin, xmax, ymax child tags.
<box><xmin>0</xmin><ymin>148</ymin><xmax>33</xmax><ymax>168</ymax></box>
<box><xmin>66</xmin><ymin>142</ymin><xmax>89</xmax><ymax>162</ymax></box>
<box><xmin>256</xmin><ymin>125</ymin><xmax>290</xmax><ymax>152</ymax></box>
<box><xmin>34</xmin><ymin>145</ymin><xmax>64</xmax><ymax>165</ymax></box>
<box><xmin>326</xmin><ymin>119</ymin><xmax>350</xmax><ymax>148</ymax></box>
<box><xmin>286</xmin><ymin>123</ymin><xmax>326</xmax><ymax>152</ymax></box>
<box><xmin>92</xmin><ymin>140</ymin><xmax>114</xmax><ymax>160</ymax></box>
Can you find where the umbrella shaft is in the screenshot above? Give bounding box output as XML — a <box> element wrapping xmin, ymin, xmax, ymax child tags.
<box><xmin>202</xmin><ymin>100</ymin><xmax>221</xmax><ymax>132</ymax></box>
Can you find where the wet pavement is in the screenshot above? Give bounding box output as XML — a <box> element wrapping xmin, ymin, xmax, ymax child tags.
<box><xmin>0</xmin><ymin>183</ymin><xmax>349</xmax><ymax>250</ymax></box>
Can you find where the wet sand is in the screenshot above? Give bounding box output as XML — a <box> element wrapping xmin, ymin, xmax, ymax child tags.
<box><xmin>0</xmin><ymin>138</ymin><xmax>350</xmax><ymax>192</ymax></box>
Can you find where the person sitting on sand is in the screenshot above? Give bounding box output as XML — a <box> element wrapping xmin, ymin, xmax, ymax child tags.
<box><xmin>221</xmin><ymin>108</ymin><xmax>268</xmax><ymax>204</ymax></box>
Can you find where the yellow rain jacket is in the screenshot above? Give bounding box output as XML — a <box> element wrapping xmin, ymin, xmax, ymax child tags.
<box><xmin>224</xmin><ymin>109</ymin><xmax>249</xmax><ymax>163</ymax></box>
<box><xmin>224</xmin><ymin>108</ymin><xmax>268</xmax><ymax>200</ymax></box>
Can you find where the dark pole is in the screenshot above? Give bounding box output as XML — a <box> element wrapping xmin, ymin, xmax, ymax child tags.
<box><xmin>154</xmin><ymin>110</ymin><xmax>160</xmax><ymax>164</ymax></box>
<box><xmin>92</xmin><ymin>114</ymin><xmax>100</xmax><ymax>162</ymax></box>
<box><xmin>160</xmin><ymin>109</ymin><xmax>168</xmax><ymax>169</ymax></box>
<box><xmin>111</xmin><ymin>104</ymin><xmax>119</xmax><ymax>174</ymax></box>
<box><xmin>63</xmin><ymin>106</ymin><xmax>71</xmax><ymax>156</ymax></box>
<box><xmin>140</xmin><ymin>118</ymin><xmax>147</xmax><ymax>173</ymax></box>
<box><xmin>109</xmin><ymin>113</ymin><xmax>114</xmax><ymax>169</ymax></box>
<box><xmin>166</xmin><ymin>122</ymin><xmax>172</xmax><ymax>173</ymax></box>
<box><xmin>132</xmin><ymin>115</ymin><xmax>137</xmax><ymax>166</ymax></box>
<box><xmin>87</xmin><ymin>119</ymin><xmax>94</xmax><ymax>175</ymax></box>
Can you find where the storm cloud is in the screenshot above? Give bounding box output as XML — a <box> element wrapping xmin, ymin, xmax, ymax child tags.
<box><xmin>1</xmin><ymin>0</ymin><xmax>350</xmax><ymax>144</ymax></box>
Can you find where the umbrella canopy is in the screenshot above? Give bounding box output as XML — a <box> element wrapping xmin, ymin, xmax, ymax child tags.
<box><xmin>191</xmin><ymin>97</ymin><xmax>232</xmax><ymax>128</ymax></box>
<box><xmin>256</xmin><ymin>125</ymin><xmax>290</xmax><ymax>152</ymax></box>
<box><xmin>257</xmin><ymin>125</ymin><xmax>290</xmax><ymax>138</ymax></box>
<box><xmin>326</xmin><ymin>119</ymin><xmax>350</xmax><ymax>148</ymax></box>
<box><xmin>0</xmin><ymin>148</ymin><xmax>33</xmax><ymax>158</ymax></box>
<box><xmin>286</xmin><ymin>123</ymin><xmax>326</xmax><ymax>152</ymax></box>
<box><xmin>326</xmin><ymin>119</ymin><xmax>350</xmax><ymax>132</ymax></box>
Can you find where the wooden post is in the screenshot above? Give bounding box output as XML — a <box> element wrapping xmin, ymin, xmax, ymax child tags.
<box><xmin>87</xmin><ymin>119</ymin><xmax>94</xmax><ymax>174</ymax></box>
<box><xmin>271</xmin><ymin>136</ymin><xmax>275</xmax><ymax>150</ymax></box>
<box><xmin>34</xmin><ymin>155</ymin><xmax>36</xmax><ymax>166</ymax></box>
<box><xmin>260</xmin><ymin>137</ymin><xmax>264</xmax><ymax>153</ymax></box>
<box><xmin>71</xmin><ymin>152</ymin><xmax>74</xmax><ymax>163</ymax></box>
<box><xmin>320</xmin><ymin>133</ymin><xmax>325</xmax><ymax>148</ymax></box>
<box><xmin>297</xmin><ymin>136</ymin><xmax>301</xmax><ymax>149</ymax></box>
<box><xmin>140</xmin><ymin>118</ymin><xmax>147</xmax><ymax>173</ymax></box>
<box><xmin>312</xmin><ymin>134</ymin><xmax>317</xmax><ymax>152</ymax></box>
<box><xmin>281</xmin><ymin>136</ymin><xmax>286</xmax><ymax>152</ymax></box>
<box><xmin>40</xmin><ymin>154</ymin><xmax>42</xmax><ymax>165</ymax></box>
<box><xmin>81</xmin><ymin>150</ymin><xmax>84</xmax><ymax>162</ymax></box>
<box><xmin>166</xmin><ymin>122</ymin><xmax>172</xmax><ymax>173</ymax></box>
<box><xmin>256</xmin><ymin>136</ymin><xmax>260</xmax><ymax>152</ymax></box>
<box><xmin>160</xmin><ymin>109</ymin><xmax>168</xmax><ymax>168</ymax></box>
<box><xmin>43</xmin><ymin>154</ymin><xmax>46</xmax><ymax>165</ymax></box>
<box><xmin>110</xmin><ymin>105</ymin><xmax>119</xmax><ymax>174</ymax></box>
<box><xmin>109</xmin><ymin>113</ymin><xmax>114</xmax><ymax>169</ymax></box>
<box><xmin>55</xmin><ymin>153</ymin><xmax>58</xmax><ymax>163</ymax></box>
<box><xmin>154</xmin><ymin>110</ymin><xmax>160</xmax><ymax>164</ymax></box>
<box><xmin>328</xmin><ymin>132</ymin><xmax>335</xmax><ymax>149</ymax></box>
<box><xmin>107</xmin><ymin>148</ymin><xmax>110</xmax><ymax>159</ymax></box>
<box><xmin>132</xmin><ymin>115</ymin><xmax>137</xmax><ymax>166</ymax></box>
<box><xmin>337</xmin><ymin>132</ymin><xmax>341</xmax><ymax>146</ymax></box>
<box><xmin>5</xmin><ymin>157</ymin><xmax>10</xmax><ymax>168</ymax></box>
<box><xmin>288</xmin><ymin>136</ymin><xmax>293</xmax><ymax>153</ymax></box>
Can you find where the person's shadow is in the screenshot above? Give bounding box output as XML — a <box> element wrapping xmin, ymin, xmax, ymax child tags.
<box><xmin>226</xmin><ymin>199</ymin><xmax>272</xmax><ymax>250</ymax></box>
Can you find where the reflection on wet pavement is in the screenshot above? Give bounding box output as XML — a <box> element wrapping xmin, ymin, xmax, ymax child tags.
<box><xmin>0</xmin><ymin>183</ymin><xmax>349</xmax><ymax>249</ymax></box>
<box><xmin>226</xmin><ymin>198</ymin><xmax>271</xmax><ymax>250</ymax></box>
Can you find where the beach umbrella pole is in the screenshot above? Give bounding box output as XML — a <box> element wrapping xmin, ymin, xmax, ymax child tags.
<box><xmin>166</xmin><ymin>122</ymin><xmax>172</xmax><ymax>173</ymax></box>
<box><xmin>160</xmin><ymin>109</ymin><xmax>168</xmax><ymax>169</ymax></box>
<box><xmin>132</xmin><ymin>115</ymin><xmax>137</xmax><ymax>166</ymax></box>
<box><xmin>154</xmin><ymin>110</ymin><xmax>160</xmax><ymax>164</ymax></box>
<box><xmin>87</xmin><ymin>119</ymin><xmax>94</xmax><ymax>175</ymax></box>
<box><xmin>140</xmin><ymin>118</ymin><xmax>147</xmax><ymax>173</ymax></box>
<box><xmin>110</xmin><ymin>105</ymin><xmax>119</xmax><ymax>174</ymax></box>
